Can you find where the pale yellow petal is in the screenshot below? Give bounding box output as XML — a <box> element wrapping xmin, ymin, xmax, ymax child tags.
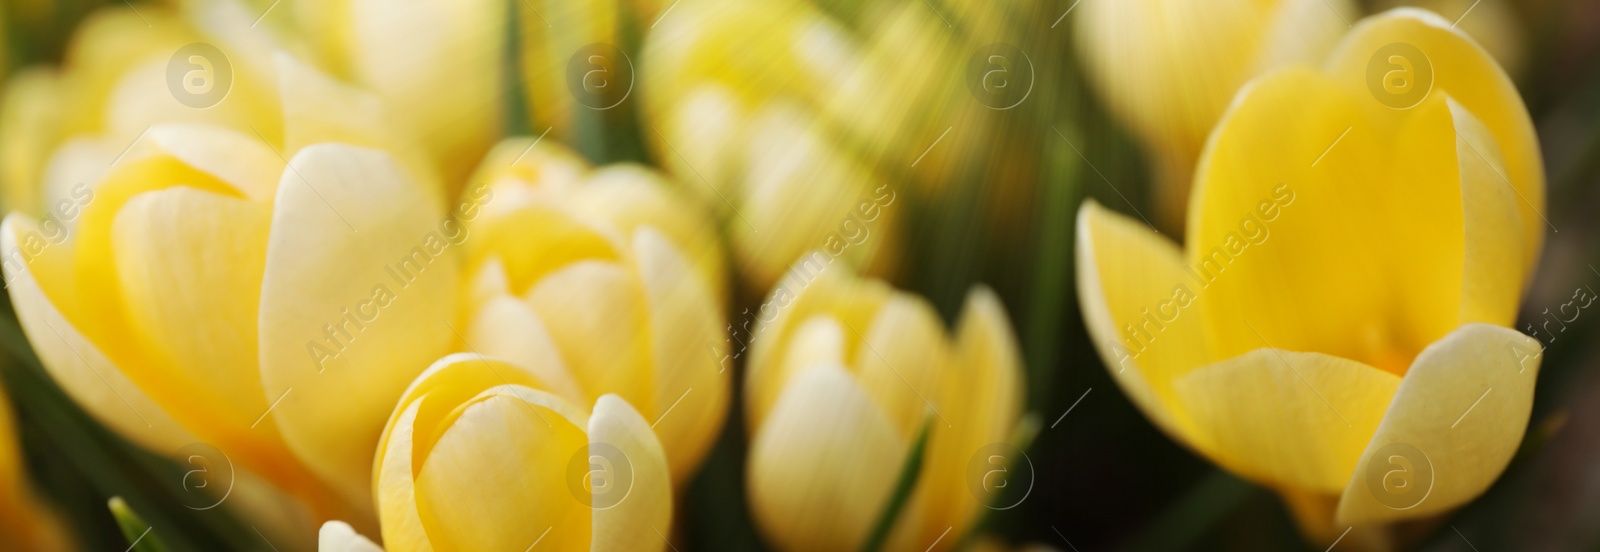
<box><xmin>588</xmin><ymin>394</ymin><xmax>672</xmax><ymax>552</ymax></box>
<box><xmin>258</xmin><ymin>143</ymin><xmax>456</xmax><ymax>512</ymax></box>
<box><xmin>1448</xmin><ymin>98</ymin><xmax>1527</xmax><ymax>326</ymax></box>
<box><xmin>1174</xmin><ymin>350</ymin><xmax>1400</xmax><ymax>493</ymax></box>
<box><xmin>319</xmin><ymin>521</ymin><xmax>385</xmax><ymax>552</ymax></box>
<box><xmin>523</xmin><ymin>260</ymin><xmax>653</xmax><ymax>412</ymax></box>
<box><xmin>632</xmin><ymin>227</ymin><xmax>728</xmax><ymax>483</ymax></box>
<box><xmin>1074</xmin><ymin>201</ymin><xmax>1206</xmax><ymax>439</ymax></box>
<box><xmin>747</xmin><ymin>363</ymin><xmax>906</xmax><ymax>552</ymax></box>
<box><xmin>413</xmin><ymin>389</ymin><xmax>590</xmax><ymax>551</ymax></box>
<box><xmin>1335</xmin><ymin>324</ymin><xmax>1541</xmax><ymax>525</ymax></box>
<box><xmin>462</xmin><ymin>295</ymin><xmax>588</xmax><ymax>405</ymax></box>
<box><xmin>746</xmin><ymin>261</ymin><xmax>891</xmax><ymax>426</ymax></box>
<box><xmin>344</xmin><ymin>0</ymin><xmax>502</xmax><ymax>181</ymax></box>
<box><xmin>921</xmin><ymin>286</ymin><xmax>1024</xmax><ymax>539</ymax></box>
<box><xmin>850</xmin><ymin>293</ymin><xmax>946</xmax><ymax>438</ymax></box>
<box><xmin>143</xmin><ymin>125</ymin><xmax>283</xmax><ymax>201</ymax></box>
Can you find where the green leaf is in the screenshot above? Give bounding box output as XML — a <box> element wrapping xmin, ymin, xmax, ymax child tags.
<box><xmin>859</xmin><ymin>415</ymin><xmax>934</xmax><ymax>552</ymax></box>
<box><xmin>109</xmin><ymin>496</ymin><xmax>173</xmax><ymax>552</ymax></box>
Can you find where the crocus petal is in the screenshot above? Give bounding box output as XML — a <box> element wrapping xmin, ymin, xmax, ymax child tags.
<box><xmin>746</xmin><ymin>262</ymin><xmax>891</xmax><ymax>425</ymax></box>
<box><xmin>344</xmin><ymin>0</ymin><xmax>503</xmax><ymax>181</ymax></box>
<box><xmin>112</xmin><ymin>187</ymin><xmax>272</xmax><ymax>436</ymax></box>
<box><xmin>747</xmin><ymin>363</ymin><xmax>906</xmax><ymax>551</ymax></box>
<box><xmin>143</xmin><ymin>125</ymin><xmax>282</xmax><ymax>201</ymax></box>
<box><xmin>258</xmin><ymin>143</ymin><xmax>456</xmax><ymax>512</ymax></box>
<box><xmin>588</xmin><ymin>394</ymin><xmax>672</xmax><ymax>552</ymax></box>
<box><xmin>376</xmin><ymin>400</ymin><xmax>432</xmax><ymax>552</ymax></box>
<box><xmin>851</xmin><ymin>293</ymin><xmax>946</xmax><ymax>438</ymax></box>
<box><xmin>633</xmin><ymin>227</ymin><xmax>728</xmax><ymax>483</ymax></box>
<box><xmin>1325</xmin><ymin>9</ymin><xmax>1543</xmax><ymax>274</ymax></box>
<box><xmin>462</xmin><ymin>295</ymin><xmax>588</xmax><ymax>405</ymax></box>
<box><xmin>922</xmin><ymin>287</ymin><xmax>1024</xmax><ymax>537</ymax></box>
<box><xmin>1447</xmin><ymin>98</ymin><xmax>1527</xmax><ymax>326</ymax></box>
<box><xmin>0</xmin><ymin>214</ymin><xmax>195</xmax><ymax>453</ymax></box>
<box><xmin>1174</xmin><ymin>350</ymin><xmax>1400</xmax><ymax>493</ymax></box>
<box><xmin>1074</xmin><ymin>201</ymin><xmax>1207</xmax><ymax>440</ymax></box>
<box><xmin>319</xmin><ymin>521</ymin><xmax>384</xmax><ymax>552</ymax></box>
<box><xmin>413</xmin><ymin>389</ymin><xmax>591</xmax><ymax>551</ymax></box>
<box><xmin>1335</xmin><ymin>324</ymin><xmax>1541</xmax><ymax>525</ymax></box>
<box><xmin>523</xmin><ymin>260</ymin><xmax>653</xmax><ymax>413</ymax></box>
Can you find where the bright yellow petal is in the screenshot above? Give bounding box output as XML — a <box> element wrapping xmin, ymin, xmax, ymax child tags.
<box><xmin>588</xmin><ymin>394</ymin><xmax>672</xmax><ymax>552</ymax></box>
<box><xmin>747</xmin><ymin>363</ymin><xmax>906</xmax><ymax>552</ymax></box>
<box><xmin>574</xmin><ymin>166</ymin><xmax>727</xmax><ymax>301</ymax></box>
<box><xmin>1335</xmin><ymin>324</ymin><xmax>1541</xmax><ymax>525</ymax></box>
<box><xmin>1325</xmin><ymin>9</ymin><xmax>1543</xmax><ymax>275</ymax></box>
<box><xmin>632</xmin><ymin>227</ymin><xmax>728</xmax><ymax>483</ymax></box>
<box><xmin>1174</xmin><ymin>350</ymin><xmax>1400</xmax><ymax>493</ymax></box>
<box><xmin>1074</xmin><ymin>201</ymin><xmax>1207</xmax><ymax>440</ymax></box>
<box><xmin>413</xmin><ymin>389</ymin><xmax>590</xmax><ymax>551</ymax></box>
<box><xmin>1188</xmin><ymin>68</ymin><xmax>1456</xmax><ymax>375</ymax></box>
<box><xmin>258</xmin><ymin>143</ymin><xmax>456</xmax><ymax>513</ymax></box>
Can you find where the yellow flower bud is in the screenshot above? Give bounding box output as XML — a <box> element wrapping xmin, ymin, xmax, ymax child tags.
<box><xmin>456</xmin><ymin>137</ymin><xmax>730</xmax><ymax>485</ymax></box>
<box><xmin>0</xmin><ymin>380</ymin><xmax>73</xmax><ymax>552</ymax></box>
<box><xmin>744</xmin><ymin>263</ymin><xmax>1023</xmax><ymax>551</ymax></box>
<box><xmin>373</xmin><ymin>354</ymin><xmax>672</xmax><ymax>552</ymax></box>
<box><xmin>1076</xmin><ymin>9</ymin><xmax>1544</xmax><ymax>547</ymax></box>
<box><xmin>1</xmin><ymin>60</ymin><xmax>461</xmax><ymax>536</ymax></box>
<box><xmin>1075</xmin><ymin>0</ymin><xmax>1356</xmax><ymax>232</ymax></box>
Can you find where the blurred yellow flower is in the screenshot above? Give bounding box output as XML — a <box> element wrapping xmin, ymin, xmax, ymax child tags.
<box><xmin>0</xmin><ymin>379</ymin><xmax>73</xmax><ymax>552</ymax></box>
<box><xmin>373</xmin><ymin>354</ymin><xmax>671</xmax><ymax>552</ymax></box>
<box><xmin>1075</xmin><ymin>0</ymin><xmax>1356</xmax><ymax>233</ymax></box>
<box><xmin>0</xmin><ymin>59</ymin><xmax>461</xmax><ymax>537</ymax></box>
<box><xmin>456</xmin><ymin>137</ymin><xmax>729</xmax><ymax>485</ymax></box>
<box><xmin>288</xmin><ymin>0</ymin><xmax>504</xmax><ymax>184</ymax></box>
<box><xmin>1077</xmin><ymin>9</ymin><xmax>1545</xmax><ymax>546</ymax></box>
<box><xmin>0</xmin><ymin>2</ymin><xmax>284</xmax><ymax>216</ymax></box>
<box><xmin>744</xmin><ymin>263</ymin><xmax>1023</xmax><ymax>551</ymax></box>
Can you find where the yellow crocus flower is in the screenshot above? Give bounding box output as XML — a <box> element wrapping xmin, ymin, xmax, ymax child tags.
<box><xmin>0</xmin><ymin>379</ymin><xmax>73</xmax><ymax>552</ymax></box>
<box><xmin>0</xmin><ymin>58</ymin><xmax>459</xmax><ymax>541</ymax></box>
<box><xmin>1075</xmin><ymin>0</ymin><xmax>1356</xmax><ymax>233</ymax></box>
<box><xmin>455</xmin><ymin>137</ymin><xmax>729</xmax><ymax>485</ymax></box>
<box><xmin>1076</xmin><ymin>9</ymin><xmax>1545</xmax><ymax>547</ymax></box>
<box><xmin>371</xmin><ymin>354</ymin><xmax>671</xmax><ymax>552</ymax></box>
<box><xmin>745</xmin><ymin>262</ymin><xmax>1023</xmax><ymax>551</ymax></box>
